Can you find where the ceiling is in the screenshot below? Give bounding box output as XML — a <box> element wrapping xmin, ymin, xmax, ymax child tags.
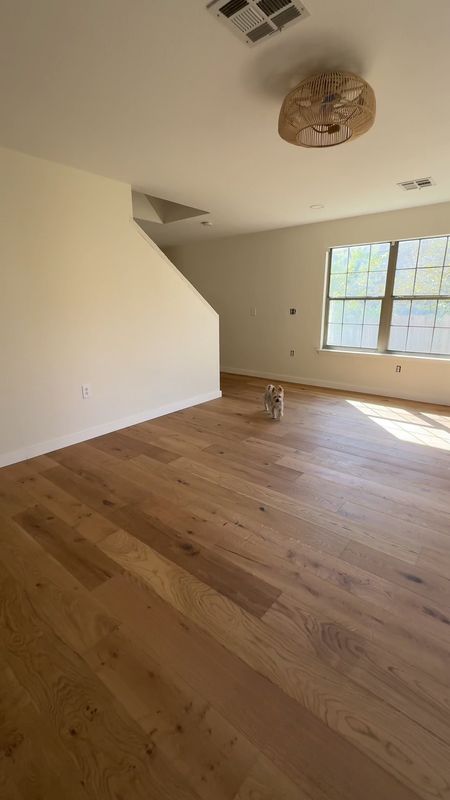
<box><xmin>1</xmin><ymin>0</ymin><xmax>450</xmax><ymax>247</ymax></box>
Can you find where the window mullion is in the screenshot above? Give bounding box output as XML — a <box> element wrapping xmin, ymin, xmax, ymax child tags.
<box><xmin>323</xmin><ymin>249</ymin><xmax>333</xmax><ymax>347</ymax></box>
<box><xmin>377</xmin><ymin>241</ymin><xmax>398</xmax><ymax>352</ymax></box>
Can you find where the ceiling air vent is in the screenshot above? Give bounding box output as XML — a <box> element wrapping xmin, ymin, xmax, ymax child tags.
<box><xmin>207</xmin><ymin>0</ymin><xmax>309</xmax><ymax>46</ymax></box>
<box><xmin>415</xmin><ymin>177</ymin><xmax>435</xmax><ymax>188</ymax></box>
<box><xmin>398</xmin><ymin>177</ymin><xmax>435</xmax><ymax>191</ymax></box>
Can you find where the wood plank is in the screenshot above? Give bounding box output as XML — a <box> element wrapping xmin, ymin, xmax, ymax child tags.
<box><xmin>169</xmin><ymin>456</ymin><xmax>343</xmax><ymax>516</ymax></box>
<box><xmin>179</xmin><ymin>447</ymin><xmax>302</xmax><ymax>491</ymax></box>
<box><xmin>0</xmin><ymin>474</ymin><xmax>36</xmax><ymax>517</ymax></box>
<box><xmin>341</xmin><ymin>539</ymin><xmax>450</xmax><ymax>609</ymax></box>
<box><xmin>295</xmin><ymin>471</ymin><xmax>450</xmax><ymax>535</ymax></box>
<box><xmin>187</xmin><ymin>511</ymin><xmax>450</xmax><ymax>654</ymax></box>
<box><xmin>418</xmin><ymin>546</ymin><xmax>450</xmax><ymax>582</ymax></box>
<box><xmin>0</xmin><ymin>658</ymin><xmax>90</xmax><ymax>800</ymax></box>
<box><xmin>94</xmin><ymin>452</ymin><xmax>348</xmax><ymax>558</ymax></box>
<box><xmin>94</xmin><ymin>575</ymin><xmax>420</xmax><ymax>800</ymax></box>
<box><xmin>261</xmin><ymin>563</ymin><xmax>450</xmax><ymax>687</ymax></box>
<box><xmin>123</xmin><ymin>454</ymin><xmax>350</xmax><ymax>555</ymax></box>
<box><xmin>0</xmin><ymin>455</ymin><xmax>57</xmax><ymax>481</ymax></box>
<box><xmin>276</xmin><ymin>450</ymin><xmax>450</xmax><ymax>513</ymax></box>
<box><xmin>127</xmin><ymin>455</ymin><xmax>430</xmax><ymax>564</ymax></box>
<box><xmin>336</xmin><ymin>499</ymin><xmax>450</xmax><ymax>554</ymax></box>
<box><xmin>48</xmin><ymin>449</ymin><xmax>148</xmax><ymax>505</ymax></box>
<box><xmin>0</xmin><ymin>565</ymin><xmax>201</xmax><ymax>800</ymax></box>
<box><xmin>233</xmin><ymin>757</ymin><xmax>310</xmax><ymax>800</ymax></box>
<box><xmin>0</xmin><ymin>514</ymin><xmax>117</xmax><ymax>654</ymax></box>
<box><xmin>43</xmin><ymin>464</ymin><xmax>125</xmax><ymax>515</ymax></box>
<box><xmin>15</xmin><ymin>471</ymin><xmax>118</xmax><ymax>542</ymax></box>
<box><xmin>125</xmin><ymin>421</ymin><xmax>216</xmax><ymax>455</ymax></box>
<box><xmin>96</xmin><ymin>529</ymin><xmax>448</xmax><ymax>799</ymax></box>
<box><xmin>262</xmin><ymin>594</ymin><xmax>450</xmax><ymax>744</ymax></box>
<box><xmin>203</xmin><ymin>441</ymin><xmax>300</xmax><ymax>483</ymax></box>
<box><xmin>84</xmin><ymin>629</ymin><xmax>257</xmax><ymax>800</ymax></box>
<box><xmin>110</xmin><ymin>503</ymin><xmax>280</xmax><ymax>617</ymax></box>
<box><xmin>15</xmin><ymin>504</ymin><xmax>121</xmax><ymax>590</ymax></box>
<box><xmin>89</xmin><ymin>430</ymin><xmax>179</xmax><ymax>463</ymax></box>
<box><xmin>257</xmin><ymin>540</ymin><xmax>450</xmax><ymax>647</ymax></box>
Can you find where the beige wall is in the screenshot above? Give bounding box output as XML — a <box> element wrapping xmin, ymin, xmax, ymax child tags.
<box><xmin>0</xmin><ymin>147</ymin><xmax>220</xmax><ymax>466</ymax></box>
<box><xmin>167</xmin><ymin>203</ymin><xmax>450</xmax><ymax>405</ymax></box>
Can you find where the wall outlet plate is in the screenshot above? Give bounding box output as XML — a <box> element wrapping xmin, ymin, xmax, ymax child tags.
<box><xmin>81</xmin><ymin>383</ymin><xmax>92</xmax><ymax>399</ymax></box>
<box><xmin>289</xmin><ymin>308</ymin><xmax>297</xmax><ymax>315</ymax></box>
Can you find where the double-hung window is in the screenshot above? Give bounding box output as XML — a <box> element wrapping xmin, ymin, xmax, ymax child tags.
<box><xmin>324</xmin><ymin>236</ymin><xmax>450</xmax><ymax>357</ymax></box>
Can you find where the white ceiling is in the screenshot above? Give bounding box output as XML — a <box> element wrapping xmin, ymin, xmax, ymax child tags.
<box><xmin>1</xmin><ymin>0</ymin><xmax>450</xmax><ymax>247</ymax></box>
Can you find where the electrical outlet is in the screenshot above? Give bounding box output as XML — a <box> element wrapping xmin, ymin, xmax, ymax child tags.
<box><xmin>290</xmin><ymin>349</ymin><xmax>295</xmax><ymax>357</ymax></box>
<box><xmin>81</xmin><ymin>383</ymin><xmax>92</xmax><ymax>399</ymax></box>
<box><xmin>289</xmin><ymin>308</ymin><xmax>297</xmax><ymax>315</ymax></box>
<box><xmin>395</xmin><ymin>365</ymin><xmax>402</xmax><ymax>373</ymax></box>
<box><xmin>250</xmin><ymin>307</ymin><xmax>257</xmax><ymax>317</ymax></box>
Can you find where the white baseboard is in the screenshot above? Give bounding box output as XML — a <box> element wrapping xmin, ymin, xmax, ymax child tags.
<box><xmin>221</xmin><ymin>366</ymin><xmax>446</xmax><ymax>405</ymax></box>
<box><xmin>0</xmin><ymin>389</ymin><xmax>222</xmax><ymax>469</ymax></box>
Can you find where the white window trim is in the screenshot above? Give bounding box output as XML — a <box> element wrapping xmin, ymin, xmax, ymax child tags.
<box><xmin>323</xmin><ymin>238</ymin><xmax>450</xmax><ymax>360</ymax></box>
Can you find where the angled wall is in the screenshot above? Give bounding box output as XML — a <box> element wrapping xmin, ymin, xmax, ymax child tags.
<box><xmin>167</xmin><ymin>203</ymin><xmax>450</xmax><ymax>405</ymax></box>
<box><xmin>0</xmin><ymin>146</ymin><xmax>220</xmax><ymax>466</ymax></box>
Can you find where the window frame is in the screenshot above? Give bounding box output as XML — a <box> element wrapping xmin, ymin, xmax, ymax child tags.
<box><xmin>323</xmin><ymin>237</ymin><xmax>450</xmax><ymax>359</ymax></box>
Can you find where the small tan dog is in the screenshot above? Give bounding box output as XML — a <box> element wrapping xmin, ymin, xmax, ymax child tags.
<box><xmin>264</xmin><ymin>384</ymin><xmax>276</xmax><ymax>414</ymax></box>
<box><xmin>264</xmin><ymin>384</ymin><xmax>284</xmax><ymax>420</ymax></box>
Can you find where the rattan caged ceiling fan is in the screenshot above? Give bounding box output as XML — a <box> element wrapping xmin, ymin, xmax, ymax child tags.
<box><xmin>278</xmin><ymin>70</ymin><xmax>376</xmax><ymax>148</ymax></box>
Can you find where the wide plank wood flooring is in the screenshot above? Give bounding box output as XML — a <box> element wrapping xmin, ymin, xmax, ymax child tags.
<box><xmin>1</xmin><ymin>373</ymin><xmax>450</xmax><ymax>799</ymax></box>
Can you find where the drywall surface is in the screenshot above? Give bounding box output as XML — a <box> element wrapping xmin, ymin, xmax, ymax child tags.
<box><xmin>167</xmin><ymin>203</ymin><xmax>450</xmax><ymax>404</ymax></box>
<box><xmin>0</xmin><ymin>146</ymin><xmax>220</xmax><ymax>466</ymax></box>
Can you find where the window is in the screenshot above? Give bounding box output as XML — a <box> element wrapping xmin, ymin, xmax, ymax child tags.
<box><xmin>324</xmin><ymin>236</ymin><xmax>450</xmax><ymax>357</ymax></box>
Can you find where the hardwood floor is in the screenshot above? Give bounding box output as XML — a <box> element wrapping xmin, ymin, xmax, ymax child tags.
<box><xmin>1</xmin><ymin>373</ymin><xmax>449</xmax><ymax>799</ymax></box>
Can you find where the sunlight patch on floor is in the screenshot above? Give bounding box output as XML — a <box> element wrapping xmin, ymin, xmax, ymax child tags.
<box><xmin>421</xmin><ymin>413</ymin><xmax>450</xmax><ymax>430</ymax></box>
<box><xmin>346</xmin><ymin>400</ymin><xmax>450</xmax><ymax>451</ymax></box>
<box><xmin>346</xmin><ymin>400</ymin><xmax>432</xmax><ymax>425</ymax></box>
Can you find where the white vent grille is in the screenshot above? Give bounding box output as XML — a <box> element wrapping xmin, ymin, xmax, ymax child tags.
<box><xmin>234</xmin><ymin>6</ymin><xmax>265</xmax><ymax>32</ymax></box>
<box><xmin>207</xmin><ymin>0</ymin><xmax>309</xmax><ymax>46</ymax></box>
<box><xmin>398</xmin><ymin>177</ymin><xmax>435</xmax><ymax>191</ymax></box>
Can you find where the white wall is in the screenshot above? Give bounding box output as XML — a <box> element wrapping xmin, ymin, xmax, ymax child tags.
<box><xmin>0</xmin><ymin>146</ymin><xmax>220</xmax><ymax>467</ymax></box>
<box><xmin>167</xmin><ymin>204</ymin><xmax>450</xmax><ymax>405</ymax></box>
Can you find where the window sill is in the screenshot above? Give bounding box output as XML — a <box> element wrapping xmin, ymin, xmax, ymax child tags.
<box><xmin>316</xmin><ymin>348</ymin><xmax>449</xmax><ymax>362</ymax></box>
